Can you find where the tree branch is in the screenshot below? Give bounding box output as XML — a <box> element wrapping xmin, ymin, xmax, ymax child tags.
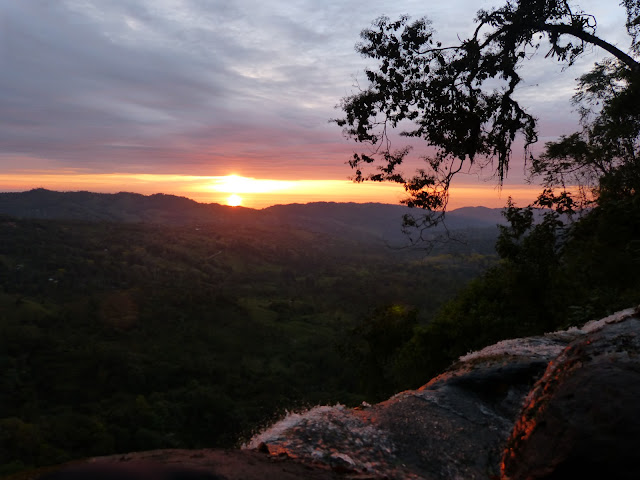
<box><xmin>540</xmin><ymin>23</ymin><xmax>640</xmax><ymax>72</ymax></box>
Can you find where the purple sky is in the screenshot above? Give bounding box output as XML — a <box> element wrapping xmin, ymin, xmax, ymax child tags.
<box><xmin>0</xmin><ymin>0</ymin><xmax>632</xmax><ymax>203</ymax></box>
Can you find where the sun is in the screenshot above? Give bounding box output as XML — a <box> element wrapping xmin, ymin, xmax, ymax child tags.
<box><xmin>226</xmin><ymin>194</ymin><xmax>242</xmax><ymax>206</ymax></box>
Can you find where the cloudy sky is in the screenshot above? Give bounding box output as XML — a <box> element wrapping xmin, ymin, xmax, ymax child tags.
<box><xmin>0</xmin><ymin>0</ymin><xmax>631</xmax><ymax>207</ymax></box>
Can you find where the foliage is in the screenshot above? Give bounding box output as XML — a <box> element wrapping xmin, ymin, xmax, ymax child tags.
<box><xmin>336</xmin><ymin>1</ymin><xmax>640</xmax><ymax>223</ymax></box>
<box><xmin>328</xmin><ymin>2</ymin><xmax>640</xmax><ymax>390</ymax></box>
<box><xmin>388</xmin><ymin>188</ymin><xmax>640</xmax><ymax>387</ymax></box>
<box><xmin>0</xmin><ymin>216</ymin><xmax>492</xmax><ymax>474</ymax></box>
<box><xmin>532</xmin><ymin>58</ymin><xmax>640</xmax><ymax>207</ymax></box>
<box><xmin>339</xmin><ymin>304</ymin><xmax>418</xmax><ymax>399</ymax></box>
<box><xmin>376</xmin><ymin>61</ymin><xmax>640</xmax><ymax>380</ymax></box>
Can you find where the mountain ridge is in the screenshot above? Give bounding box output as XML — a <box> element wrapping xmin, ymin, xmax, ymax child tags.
<box><xmin>0</xmin><ymin>188</ymin><xmax>504</xmax><ymax>219</ymax></box>
<box><xmin>0</xmin><ymin>189</ymin><xmax>505</xmax><ymax>251</ymax></box>
<box><xmin>0</xmin><ymin>188</ymin><xmax>504</xmax><ymax>243</ymax></box>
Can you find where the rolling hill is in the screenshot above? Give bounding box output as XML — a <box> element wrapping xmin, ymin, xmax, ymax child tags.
<box><xmin>0</xmin><ymin>189</ymin><xmax>505</xmax><ymax>253</ymax></box>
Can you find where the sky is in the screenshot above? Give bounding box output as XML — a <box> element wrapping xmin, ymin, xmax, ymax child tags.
<box><xmin>0</xmin><ymin>0</ymin><xmax>631</xmax><ymax>208</ymax></box>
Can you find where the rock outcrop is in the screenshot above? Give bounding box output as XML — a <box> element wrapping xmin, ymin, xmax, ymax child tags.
<box><xmin>501</xmin><ymin>308</ymin><xmax>640</xmax><ymax>479</ymax></box>
<box><xmin>247</xmin><ymin>326</ymin><xmax>574</xmax><ymax>479</ymax></box>
<box><xmin>248</xmin><ymin>306</ymin><xmax>640</xmax><ymax>479</ymax></box>
<box><xmin>34</xmin><ymin>307</ymin><xmax>640</xmax><ymax>480</ymax></box>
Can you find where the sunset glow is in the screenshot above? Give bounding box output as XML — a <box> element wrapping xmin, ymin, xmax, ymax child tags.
<box><xmin>0</xmin><ymin>172</ymin><xmax>543</xmax><ymax>210</ymax></box>
<box><xmin>211</xmin><ymin>175</ymin><xmax>294</xmax><ymax>194</ymax></box>
<box><xmin>1</xmin><ymin>1</ymin><xmax>625</xmax><ymax>213</ymax></box>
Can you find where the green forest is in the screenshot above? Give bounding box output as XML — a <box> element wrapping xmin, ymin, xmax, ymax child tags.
<box><xmin>0</xmin><ymin>214</ymin><xmax>493</xmax><ymax>475</ymax></box>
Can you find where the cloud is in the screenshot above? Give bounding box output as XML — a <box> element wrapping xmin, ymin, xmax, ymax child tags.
<box><xmin>0</xmin><ymin>0</ymin><xmax>632</xmax><ymax>183</ymax></box>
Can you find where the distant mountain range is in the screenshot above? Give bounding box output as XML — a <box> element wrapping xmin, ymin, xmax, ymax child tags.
<box><xmin>0</xmin><ymin>189</ymin><xmax>507</xmax><ymax>252</ymax></box>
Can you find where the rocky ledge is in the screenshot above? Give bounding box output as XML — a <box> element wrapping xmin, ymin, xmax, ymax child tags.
<box><xmin>29</xmin><ymin>307</ymin><xmax>640</xmax><ymax>480</ymax></box>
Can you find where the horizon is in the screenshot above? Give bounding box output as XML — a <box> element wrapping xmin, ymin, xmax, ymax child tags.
<box><xmin>0</xmin><ymin>186</ymin><xmax>504</xmax><ymax>211</ymax></box>
<box><xmin>0</xmin><ymin>1</ymin><xmax>626</xmax><ymax>209</ymax></box>
<box><xmin>0</xmin><ymin>178</ymin><xmax>542</xmax><ymax>210</ymax></box>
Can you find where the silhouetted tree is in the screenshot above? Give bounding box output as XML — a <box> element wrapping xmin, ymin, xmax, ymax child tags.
<box><xmin>336</xmin><ymin>0</ymin><xmax>640</xmax><ymax>232</ymax></box>
<box><xmin>532</xmin><ymin>58</ymin><xmax>640</xmax><ymax>209</ymax></box>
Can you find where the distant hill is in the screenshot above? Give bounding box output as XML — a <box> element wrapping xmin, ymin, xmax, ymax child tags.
<box><xmin>0</xmin><ymin>189</ymin><xmax>506</xmax><ymax>253</ymax></box>
<box><xmin>262</xmin><ymin>202</ymin><xmax>505</xmax><ymax>247</ymax></box>
<box><xmin>0</xmin><ymin>188</ymin><xmax>256</xmax><ymax>224</ymax></box>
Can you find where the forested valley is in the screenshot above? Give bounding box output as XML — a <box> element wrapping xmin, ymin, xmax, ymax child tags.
<box><xmin>0</xmin><ymin>198</ymin><xmax>496</xmax><ymax>476</ymax></box>
<box><xmin>2</xmin><ymin>179</ymin><xmax>639</xmax><ymax>477</ymax></box>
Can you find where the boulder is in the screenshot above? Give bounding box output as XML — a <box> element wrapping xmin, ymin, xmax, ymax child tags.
<box><xmin>249</xmin><ymin>307</ymin><xmax>640</xmax><ymax>479</ymax></box>
<box><xmin>501</xmin><ymin>307</ymin><xmax>640</xmax><ymax>480</ymax></box>
<box><xmin>247</xmin><ymin>324</ymin><xmax>579</xmax><ymax>479</ymax></box>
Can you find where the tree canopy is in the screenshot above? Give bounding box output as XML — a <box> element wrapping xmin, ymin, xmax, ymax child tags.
<box><xmin>336</xmin><ymin>0</ymin><xmax>640</xmax><ymax>228</ymax></box>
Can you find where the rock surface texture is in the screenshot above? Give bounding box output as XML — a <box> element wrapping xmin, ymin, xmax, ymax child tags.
<box><xmin>247</xmin><ymin>327</ymin><xmax>575</xmax><ymax>479</ymax></box>
<box><xmin>248</xmin><ymin>307</ymin><xmax>640</xmax><ymax>479</ymax></box>
<box><xmin>501</xmin><ymin>308</ymin><xmax>640</xmax><ymax>480</ymax></box>
<box><xmin>33</xmin><ymin>307</ymin><xmax>640</xmax><ymax>480</ymax></box>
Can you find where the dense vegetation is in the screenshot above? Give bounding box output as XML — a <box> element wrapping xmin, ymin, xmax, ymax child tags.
<box><xmin>3</xmin><ymin>193</ymin><xmax>638</xmax><ymax>476</ymax></box>
<box><xmin>0</xmin><ymin>214</ymin><xmax>493</xmax><ymax>475</ymax></box>
<box><xmin>368</xmin><ymin>192</ymin><xmax>640</xmax><ymax>390</ymax></box>
<box><xmin>332</xmin><ymin>0</ymin><xmax>640</xmax><ymax>394</ymax></box>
